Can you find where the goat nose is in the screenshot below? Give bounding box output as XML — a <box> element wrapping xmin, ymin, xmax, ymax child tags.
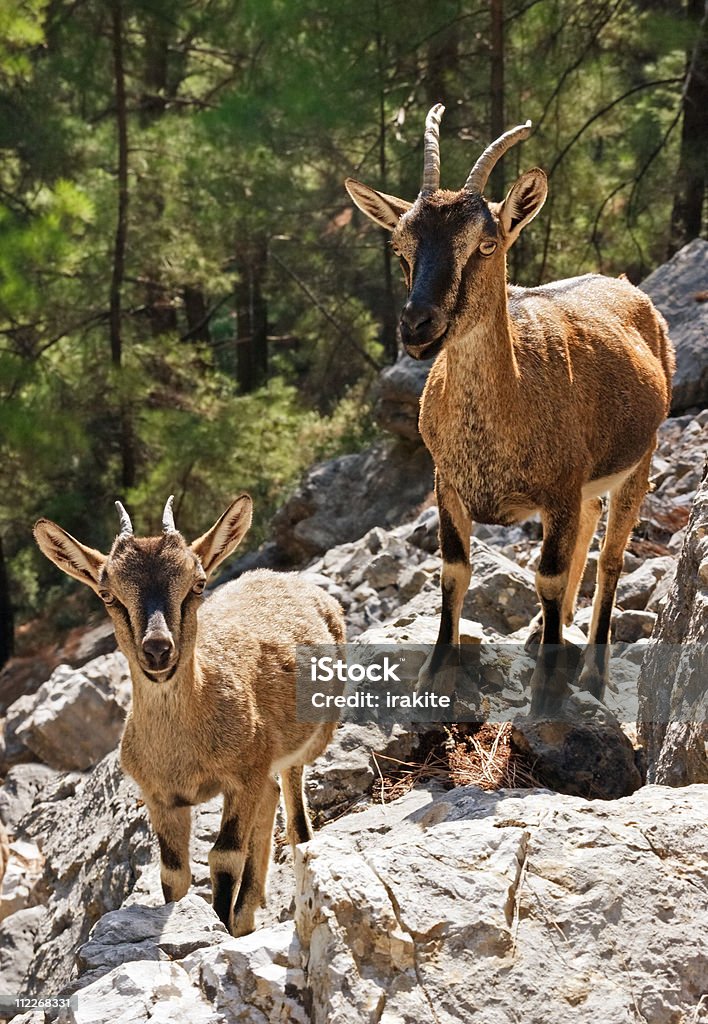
<box><xmin>142</xmin><ymin>634</ymin><xmax>174</xmax><ymax>670</ymax></box>
<box><xmin>400</xmin><ymin>302</ymin><xmax>436</xmax><ymax>332</ymax></box>
<box><xmin>399</xmin><ymin>301</ymin><xmax>447</xmax><ymax>348</ymax></box>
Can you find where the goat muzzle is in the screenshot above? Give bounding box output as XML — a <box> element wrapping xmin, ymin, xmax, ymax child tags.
<box><xmin>400</xmin><ymin>301</ymin><xmax>448</xmax><ymax>358</ymax></box>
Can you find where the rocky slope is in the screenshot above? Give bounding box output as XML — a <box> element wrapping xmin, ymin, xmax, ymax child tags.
<box><xmin>1</xmin><ymin>239</ymin><xmax>707</xmax><ymax>1023</ymax></box>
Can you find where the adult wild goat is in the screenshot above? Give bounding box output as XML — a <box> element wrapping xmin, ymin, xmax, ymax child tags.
<box><xmin>346</xmin><ymin>106</ymin><xmax>673</xmax><ymax>712</ymax></box>
<box><xmin>34</xmin><ymin>495</ymin><xmax>344</xmax><ymax>936</ymax></box>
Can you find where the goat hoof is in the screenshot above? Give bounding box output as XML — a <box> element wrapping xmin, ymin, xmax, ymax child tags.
<box><xmin>577</xmin><ymin>665</ymin><xmax>606</xmax><ymax>702</ymax></box>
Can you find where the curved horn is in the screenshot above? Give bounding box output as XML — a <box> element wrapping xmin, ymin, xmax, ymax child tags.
<box><xmin>115</xmin><ymin>500</ymin><xmax>134</xmax><ymax>537</ymax></box>
<box><xmin>162</xmin><ymin>494</ymin><xmax>177</xmax><ymax>534</ymax></box>
<box><xmin>464</xmin><ymin>120</ymin><xmax>532</xmax><ymax>194</ymax></box>
<box><xmin>420</xmin><ymin>103</ymin><xmax>445</xmax><ymax>196</ymax></box>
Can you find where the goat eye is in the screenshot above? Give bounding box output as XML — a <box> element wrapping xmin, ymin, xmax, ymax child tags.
<box><xmin>479</xmin><ymin>239</ymin><xmax>497</xmax><ymax>256</ymax></box>
<box><xmin>98</xmin><ymin>589</ymin><xmax>114</xmax><ymax>605</ymax></box>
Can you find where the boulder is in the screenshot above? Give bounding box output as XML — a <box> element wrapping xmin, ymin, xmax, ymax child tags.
<box><xmin>638</xmin><ymin>464</ymin><xmax>708</xmax><ymax>784</ymax></box>
<box><xmin>0</xmin><ymin>905</ymin><xmax>47</xmax><ymax>993</ymax></box>
<box><xmin>0</xmin><ymin>764</ymin><xmax>61</xmax><ymax>833</ymax></box>
<box><xmin>10</xmin><ymin>653</ymin><xmax>130</xmax><ymax>771</ymax></box>
<box><xmin>640</xmin><ymin>237</ymin><xmax>708</xmax><ymax>412</ymax></box>
<box><xmin>614</xmin><ymin>556</ymin><xmax>674</xmax><ymax>611</ymax></box>
<box><xmin>510</xmin><ymin>707</ymin><xmax>642</xmax><ymax>799</ymax></box>
<box><xmin>0</xmin><ymin>620</ymin><xmax>116</xmax><ymax>716</ymax></box>
<box><xmin>56</xmin><ymin>921</ymin><xmax>308</xmax><ymax>1024</ymax></box>
<box><xmin>296</xmin><ymin>783</ymin><xmax>708</xmax><ymax>1024</ymax></box>
<box><xmin>271</xmin><ymin>439</ymin><xmax>433</xmax><ymax>562</ymax></box>
<box><xmin>75</xmin><ymin>893</ymin><xmax>228</xmax><ymax>990</ymax></box>
<box><xmin>17</xmin><ymin>751</ymin><xmax>153</xmax><ymax>998</ymax></box>
<box><xmin>373</xmin><ymin>354</ymin><xmax>430</xmax><ymax>440</ymax></box>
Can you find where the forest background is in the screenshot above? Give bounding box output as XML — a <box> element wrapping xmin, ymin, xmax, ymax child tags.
<box><xmin>0</xmin><ymin>0</ymin><xmax>706</xmax><ymax>665</ymax></box>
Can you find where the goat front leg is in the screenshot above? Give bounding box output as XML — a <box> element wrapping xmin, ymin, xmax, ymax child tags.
<box><xmin>529</xmin><ymin>501</ymin><xmax>581</xmax><ymax>716</ymax></box>
<box><xmin>209</xmin><ymin>786</ymin><xmax>261</xmax><ymax>935</ymax></box>
<box><xmin>146</xmin><ymin>798</ymin><xmax>192</xmax><ymax>904</ymax></box>
<box><xmin>416</xmin><ymin>473</ymin><xmax>471</xmax><ymax>698</ymax></box>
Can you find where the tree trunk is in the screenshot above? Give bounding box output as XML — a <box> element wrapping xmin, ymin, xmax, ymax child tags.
<box><xmin>0</xmin><ymin>537</ymin><xmax>13</xmax><ymax>669</ymax></box>
<box><xmin>109</xmin><ymin>0</ymin><xmax>129</xmax><ymax>369</ymax></box>
<box><xmin>235</xmin><ymin>235</ymin><xmax>269</xmax><ymax>392</ymax></box>
<box><xmin>183</xmin><ymin>287</ymin><xmax>211</xmax><ymax>344</ymax></box>
<box><xmin>668</xmin><ymin>0</ymin><xmax>708</xmax><ymax>255</ymax></box>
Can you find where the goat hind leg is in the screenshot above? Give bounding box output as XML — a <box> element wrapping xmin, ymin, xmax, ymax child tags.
<box><xmin>281</xmin><ymin>764</ymin><xmax>313</xmax><ymax>848</ymax></box>
<box><xmin>529</xmin><ymin>501</ymin><xmax>581</xmax><ymax>715</ymax></box>
<box><xmin>579</xmin><ymin>452</ymin><xmax>652</xmax><ymax>699</ymax></box>
<box><xmin>525</xmin><ymin>497</ymin><xmax>602</xmax><ymax>649</ymax></box>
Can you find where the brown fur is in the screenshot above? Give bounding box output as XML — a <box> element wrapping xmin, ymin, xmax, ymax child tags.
<box><xmin>34</xmin><ymin>497</ymin><xmax>344</xmax><ymax>935</ymax></box>
<box><xmin>346</xmin><ymin>149</ymin><xmax>674</xmax><ymax>712</ymax></box>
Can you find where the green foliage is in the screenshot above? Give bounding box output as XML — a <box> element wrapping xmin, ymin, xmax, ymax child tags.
<box><xmin>0</xmin><ymin>0</ymin><xmax>699</xmax><ymax>642</ymax></box>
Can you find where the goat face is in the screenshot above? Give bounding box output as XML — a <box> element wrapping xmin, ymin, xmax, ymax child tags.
<box><xmin>393</xmin><ymin>191</ymin><xmax>503</xmax><ymax>360</ymax></box>
<box><xmin>97</xmin><ymin>533</ymin><xmax>205</xmax><ymax>682</ymax></box>
<box><xmin>34</xmin><ymin>494</ymin><xmax>253</xmax><ymax>684</ymax></box>
<box><xmin>345</xmin><ymin>106</ymin><xmax>547</xmax><ymax>360</ymax></box>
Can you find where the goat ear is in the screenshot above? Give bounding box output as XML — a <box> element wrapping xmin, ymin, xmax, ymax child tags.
<box><xmin>33</xmin><ymin>519</ymin><xmax>106</xmax><ymax>593</ymax></box>
<box><xmin>190</xmin><ymin>494</ymin><xmax>253</xmax><ymax>576</ymax></box>
<box><xmin>345</xmin><ymin>178</ymin><xmax>412</xmax><ymax>231</ymax></box>
<box><xmin>496</xmin><ymin>168</ymin><xmax>547</xmax><ymax>245</ymax></box>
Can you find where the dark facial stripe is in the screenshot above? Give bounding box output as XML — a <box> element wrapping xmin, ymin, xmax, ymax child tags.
<box><xmin>213</xmin><ymin>815</ymin><xmax>240</xmax><ymax>853</ymax></box>
<box><xmin>213</xmin><ymin>871</ymin><xmax>234</xmax><ymax>926</ymax></box>
<box><xmin>157</xmin><ymin>834</ymin><xmax>182</xmax><ymax>872</ymax></box>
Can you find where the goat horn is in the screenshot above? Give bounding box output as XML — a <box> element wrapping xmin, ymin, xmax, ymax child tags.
<box><xmin>420</xmin><ymin>103</ymin><xmax>445</xmax><ymax>196</ymax></box>
<box><xmin>162</xmin><ymin>495</ymin><xmax>177</xmax><ymax>534</ymax></box>
<box><xmin>463</xmin><ymin>120</ymin><xmax>532</xmax><ymax>194</ymax></box>
<box><xmin>115</xmin><ymin>500</ymin><xmax>134</xmax><ymax>537</ymax></box>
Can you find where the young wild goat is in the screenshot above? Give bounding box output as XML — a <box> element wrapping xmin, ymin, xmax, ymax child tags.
<box><xmin>346</xmin><ymin>106</ymin><xmax>674</xmax><ymax>713</ymax></box>
<box><xmin>34</xmin><ymin>495</ymin><xmax>344</xmax><ymax>936</ymax></box>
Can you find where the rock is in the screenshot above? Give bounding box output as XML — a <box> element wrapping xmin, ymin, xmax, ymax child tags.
<box><xmin>612</xmin><ymin>608</ymin><xmax>657</xmax><ymax>643</ymax></box>
<box><xmin>295</xmin><ymin>783</ymin><xmax>708</xmax><ymax>1024</ymax></box>
<box><xmin>615</xmin><ymin>555</ymin><xmax>675</xmax><ymax>610</ymax></box>
<box><xmin>57</xmin><ymin>960</ymin><xmax>216</xmax><ymax>1024</ymax></box>
<box><xmin>0</xmin><ymin>621</ymin><xmax>116</xmax><ymax>716</ymax></box>
<box><xmin>18</xmin><ymin>751</ymin><xmax>154</xmax><ymax>998</ymax></box>
<box><xmin>0</xmin><ymin>696</ymin><xmax>37</xmax><ymax>774</ymax></box>
<box><xmin>271</xmin><ymin>438</ymin><xmax>433</xmax><ymax>562</ymax></box>
<box><xmin>463</xmin><ymin>539</ymin><xmax>538</xmax><ymax>633</ymax></box>
<box><xmin>56</xmin><ymin>921</ymin><xmax>307</xmax><ymax>1024</ymax></box>
<box><xmin>638</xmin><ymin>464</ymin><xmax>708</xmax><ymax>784</ymax></box>
<box><xmin>0</xmin><ymin>764</ymin><xmax>61</xmax><ymax>833</ymax></box>
<box><xmin>511</xmin><ymin>705</ymin><xmax>643</xmax><ymax>799</ymax></box>
<box><xmin>75</xmin><ymin>893</ymin><xmax>228</xmax><ymax>989</ymax></box>
<box><xmin>0</xmin><ymin>905</ymin><xmax>47</xmax><ymax>992</ymax></box>
<box><xmin>11</xmin><ymin>653</ymin><xmax>131</xmax><ymax>771</ymax></box>
<box><xmin>306</xmin><ymin>722</ymin><xmax>426</xmax><ymax>819</ymax></box>
<box><xmin>0</xmin><ymin>838</ymin><xmax>45</xmax><ymax>922</ymax></box>
<box><xmin>374</xmin><ymin>354</ymin><xmax>430</xmax><ymax>440</ymax></box>
<box><xmin>182</xmin><ymin>922</ymin><xmax>308</xmax><ymax>1024</ymax></box>
<box><xmin>641</xmin><ymin>237</ymin><xmax>708</xmax><ymax>412</ymax></box>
